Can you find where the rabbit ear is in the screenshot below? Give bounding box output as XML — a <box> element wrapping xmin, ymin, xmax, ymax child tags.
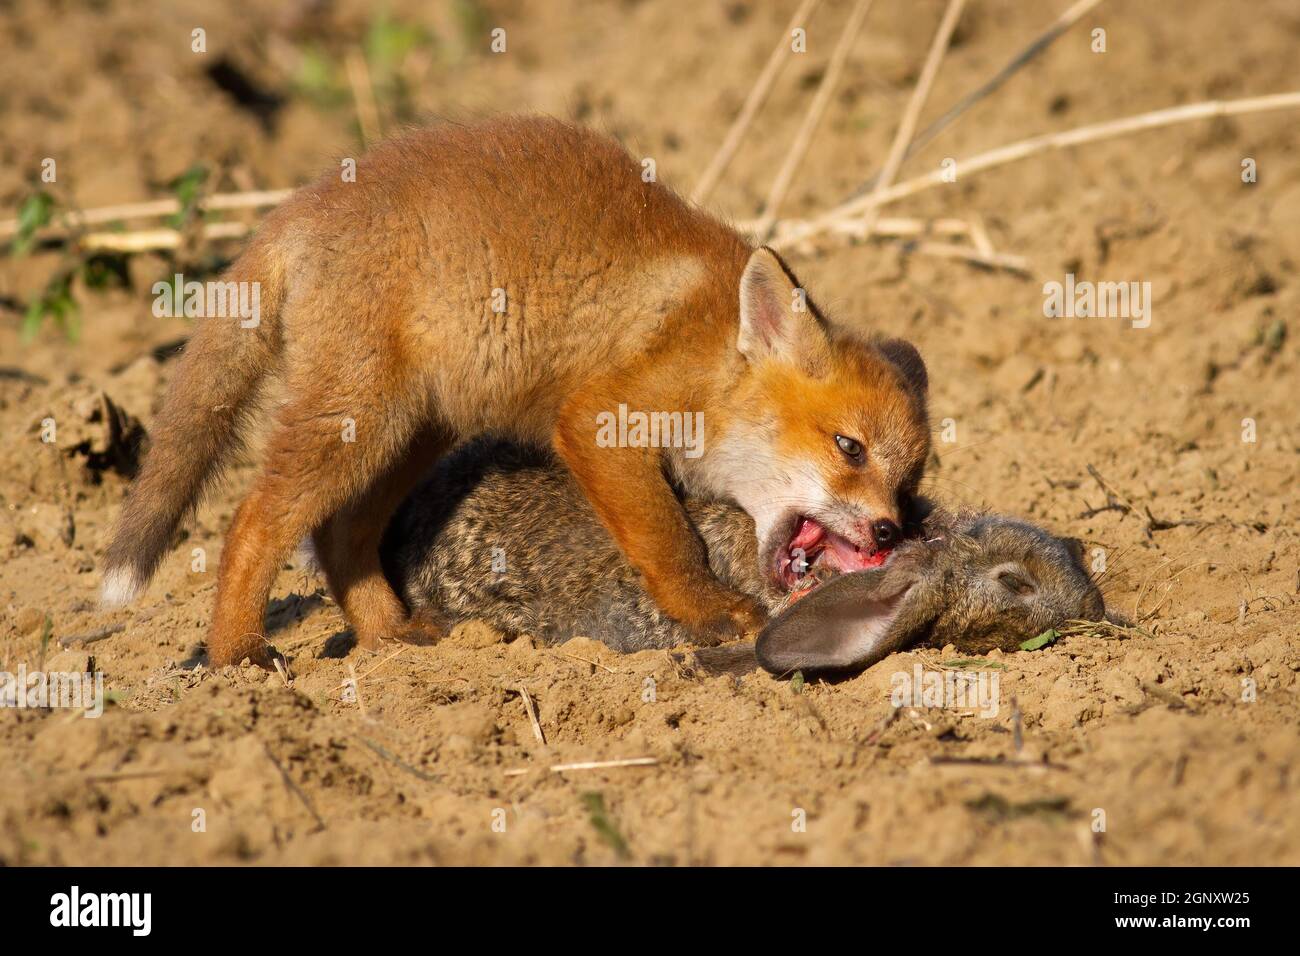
<box><xmin>755</xmin><ymin>572</ymin><xmax>919</xmax><ymax>676</ymax></box>
<box><xmin>686</xmin><ymin>643</ymin><xmax>760</xmax><ymax>677</ymax></box>
<box><xmin>1061</xmin><ymin>536</ymin><xmax>1089</xmax><ymax>569</ymax></box>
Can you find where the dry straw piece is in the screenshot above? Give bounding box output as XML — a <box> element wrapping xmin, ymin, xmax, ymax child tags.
<box><xmin>518</xmin><ymin>686</ymin><xmax>547</xmax><ymax>745</ymax></box>
<box><xmin>859</xmin><ymin>0</ymin><xmax>967</xmax><ymax>239</ymax></box>
<box><xmin>771</xmin><ymin>91</ymin><xmax>1300</xmax><ymax>247</ymax></box>
<box><xmin>691</xmin><ymin>0</ymin><xmax>823</xmax><ymax>205</ymax></box>
<box><xmin>848</xmin><ymin>0</ymin><xmax>1109</xmax><ymax>196</ymax></box>
<box><xmin>0</xmin><ymin>189</ymin><xmax>293</xmax><ymax>241</ymax></box>
<box><xmin>345</xmin><ymin>47</ymin><xmax>382</xmax><ymax>147</ymax></box>
<box><xmin>752</xmin><ymin>0</ymin><xmax>876</xmax><ymax>241</ymax></box>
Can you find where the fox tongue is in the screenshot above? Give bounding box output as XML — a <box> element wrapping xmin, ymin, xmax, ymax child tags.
<box><xmin>823</xmin><ymin>530</ymin><xmax>891</xmax><ymax>571</ymax></box>
<box><xmin>789</xmin><ymin>517</ymin><xmax>825</xmax><ymax>554</ymax></box>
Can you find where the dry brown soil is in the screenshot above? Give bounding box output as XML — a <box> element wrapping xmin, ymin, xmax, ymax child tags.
<box><xmin>0</xmin><ymin>0</ymin><xmax>1296</xmax><ymax>865</ymax></box>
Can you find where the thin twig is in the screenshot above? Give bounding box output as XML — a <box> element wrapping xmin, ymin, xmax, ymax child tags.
<box><xmin>773</xmin><ymin>91</ymin><xmax>1300</xmax><ymax>246</ymax></box>
<box><xmin>263</xmin><ymin>743</ymin><xmax>327</xmax><ymax>830</ymax></box>
<box><xmin>738</xmin><ymin>213</ymin><xmax>974</xmax><ymax>239</ymax></box>
<box><xmin>0</xmin><ymin>189</ymin><xmax>293</xmax><ymax>240</ymax></box>
<box><xmin>518</xmin><ymin>686</ymin><xmax>546</xmax><ymax>745</ymax></box>
<box><xmin>57</xmin><ymin>623</ymin><xmax>124</xmax><ymax>648</ymax></box>
<box><xmin>503</xmin><ymin>757</ymin><xmax>660</xmax><ymax>777</ymax></box>
<box><xmin>966</xmin><ymin>214</ymin><xmax>995</xmax><ymax>257</ymax></box>
<box><xmin>744</xmin><ymin>213</ymin><xmax>1028</xmax><ymax>269</ymax></box>
<box><xmin>911</xmin><ymin>240</ymin><xmax>1030</xmax><ymax>274</ymax></box>
<box><xmin>845</xmin><ymin>0</ymin><xmax>1108</xmax><ymax>199</ymax></box>
<box><xmin>549</xmin><ymin>757</ymin><xmax>658</xmax><ymax>773</ymax></box>
<box><xmin>861</xmin><ymin>0</ymin><xmax>966</xmax><ymax>237</ymax></box>
<box><xmin>929</xmin><ymin>755</ymin><xmax>1069</xmax><ymax>771</ymax></box>
<box><xmin>83</xmin><ymin>769</ymin><xmax>170</xmax><ymax>782</ymax></box>
<box><xmin>77</xmin><ymin>221</ymin><xmax>254</xmax><ymax>252</ymax></box>
<box><xmin>347</xmin><ymin>662</ymin><xmax>366</xmax><ymax>717</ymax></box>
<box><xmin>545</xmin><ymin>649</ymin><xmax>619</xmax><ymax>673</ymax></box>
<box><xmin>358</xmin><ymin>736</ymin><xmax>441</xmax><ymax>783</ymax></box>
<box><xmin>752</xmin><ymin>0</ymin><xmax>876</xmax><ymax>241</ymax></box>
<box><xmin>691</xmin><ymin>0</ymin><xmax>822</xmax><ymax>205</ymax></box>
<box><xmin>355</xmin><ymin>645</ymin><xmax>405</xmax><ymax>683</ymax></box>
<box><xmin>345</xmin><ymin>48</ymin><xmax>382</xmax><ymax>147</ymax></box>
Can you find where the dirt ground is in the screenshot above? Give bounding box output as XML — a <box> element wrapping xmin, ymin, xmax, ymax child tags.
<box><xmin>0</xmin><ymin>0</ymin><xmax>1296</xmax><ymax>866</ymax></box>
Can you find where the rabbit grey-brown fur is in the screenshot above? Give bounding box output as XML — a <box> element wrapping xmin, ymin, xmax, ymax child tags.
<box><xmin>382</xmin><ymin>438</ymin><xmax>1107</xmax><ymax>670</ymax></box>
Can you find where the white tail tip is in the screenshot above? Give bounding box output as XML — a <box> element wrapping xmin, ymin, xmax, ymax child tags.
<box><xmin>101</xmin><ymin>567</ymin><xmax>144</xmax><ymax>607</ymax></box>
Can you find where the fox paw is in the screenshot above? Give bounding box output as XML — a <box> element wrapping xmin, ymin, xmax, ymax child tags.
<box><xmin>207</xmin><ymin>633</ymin><xmax>276</xmax><ymax>670</ymax></box>
<box><xmin>690</xmin><ymin>596</ymin><xmax>768</xmax><ymax>646</ymax></box>
<box><xmin>389</xmin><ymin>616</ymin><xmax>448</xmax><ymax>647</ymax></box>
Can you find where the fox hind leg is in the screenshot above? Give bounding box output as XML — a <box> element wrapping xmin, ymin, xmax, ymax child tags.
<box><xmin>312</xmin><ymin>425</ymin><xmax>452</xmax><ymax>652</ymax></box>
<box><xmin>207</xmin><ymin>390</ymin><xmax>427</xmax><ymax>668</ymax></box>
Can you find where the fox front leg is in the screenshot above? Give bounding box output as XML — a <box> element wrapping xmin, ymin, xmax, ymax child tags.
<box><xmin>554</xmin><ymin>390</ymin><xmax>766</xmax><ymax>645</ymax></box>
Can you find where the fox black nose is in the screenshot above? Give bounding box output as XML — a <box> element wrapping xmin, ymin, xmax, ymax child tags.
<box><xmin>871</xmin><ymin>518</ymin><xmax>901</xmax><ymax>549</ymax></box>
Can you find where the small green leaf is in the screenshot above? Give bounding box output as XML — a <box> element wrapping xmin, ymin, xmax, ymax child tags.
<box><xmin>21</xmin><ymin>269</ymin><xmax>80</xmax><ymax>343</ymax></box>
<box><xmin>1262</xmin><ymin>318</ymin><xmax>1286</xmax><ymax>354</ymax></box>
<box><xmin>293</xmin><ymin>47</ymin><xmax>348</xmax><ymax>106</ymax></box>
<box><xmin>21</xmin><ymin>299</ymin><xmax>45</xmax><ymax>341</ymax></box>
<box><xmin>1019</xmin><ymin>628</ymin><xmax>1061</xmax><ymax>652</ymax></box>
<box><xmin>582</xmin><ymin>791</ymin><xmax>629</xmax><ymax>859</ymax></box>
<box><xmin>38</xmin><ymin>614</ymin><xmax>53</xmax><ymax>669</ymax></box>
<box><xmin>452</xmin><ymin>0</ymin><xmax>489</xmax><ymax>46</ymax></box>
<box><xmin>11</xmin><ymin>192</ymin><xmax>54</xmax><ymax>257</ymax></box>
<box><xmin>942</xmin><ymin>658</ymin><xmax>1007</xmax><ymax>670</ymax></box>
<box><xmin>166</xmin><ymin>165</ymin><xmax>209</xmax><ymax>228</ymax></box>
<box><xmin>790</xmin><ymin>670</ymin><xmax>805</xmax><ymax>693</ymax></box>
<box><xmin>365</xmin><ymin>12</ymin><xmax>430</xmax><ymax>72</ymax></box>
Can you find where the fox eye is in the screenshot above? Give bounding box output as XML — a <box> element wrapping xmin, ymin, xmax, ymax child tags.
<box><xmin>834</xmin><ymin>434</ymin><xmax>865</xmax><ymax>464</ymax></box>
<box><xmin>998</xmin><ymin>571</ymin><xmax>1036</xmax><ymax>596</ymax></box>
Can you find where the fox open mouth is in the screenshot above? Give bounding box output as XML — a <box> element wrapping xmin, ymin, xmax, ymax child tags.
<box><xmin>774</xmin><ymin>515</ymin><xmax>893</xmax><ymax>591</ymax></box>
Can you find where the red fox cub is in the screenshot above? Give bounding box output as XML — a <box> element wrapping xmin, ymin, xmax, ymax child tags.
<box><xmin>102</xmin><ymin>116</ymin><xmax>931</xmax><ymax>668</ymax></box>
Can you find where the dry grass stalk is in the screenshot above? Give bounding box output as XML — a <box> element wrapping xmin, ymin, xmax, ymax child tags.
<box><xmin>0</xmin><ymin>189</ymin><xmax>293</xmax><ymax>241</ymax></box>
<box><xmin>57</xmin><ymin>623</ymin><xmax>124</xmax><ymax>648</ymax></box>
<box><xmin>263</xmin><ymin>742</ymin><xmax>327</xmax><ymax>830</ymax></box>
<box><xmin>752</xmin><ymin>0</ymin><xmax>876</xmax><ymax>241</ymax></box>
<box><xmin>966</xmin><ymin>215</ymin><xmax>995</xmax><ymax>256</ymax></box>
<box><xmin>347</xmin><ymin>662</ymin><xmax>366</xmax><ymax>717</ymax></box>
<box><xmin>518</xmin><ymin>686</ymin><xmax>547</xmax><ymax>745</ymax></box>
<box><xmin>911</xmin><ymin>240</ymin><xmax>1030</xmax><ymax>275</ymax></box>
<box><xmin>775</xmin><ymin>91</ymin><xmax>1300</xmax><ymax>245</ymax></box>
<box><xmin>860</xmin><ymin>0</ymin><xmax>966</xmax><ymax>238</ymax></box>
<box><xmin>359</xmin><ymin>736</ymin><xmax>441</xmax><ymax>783</ymax></box>
<box><xmin>691</xmin><ymin>0</ymin><xmax>823</xmax><ymax>205</ymax></box>
<box><xmin>78</xmin><ymin>221</ymin><xmax>253</xmax><ymax>252</ymax></box>
<box><xmin>851</xmin><ymin>0</ymin><xmax>1108</xmax><ymax>192</ymax></box>
<box><xmin>1059</xmin><ymin>617</ymin><xmax>1152</xmax><ymax>641</ymax></box>
<box><xmin>546</xmin><ymin>649</ymin><xmax>618</xmax><ymax>673</ymax></box>
<box><xmin>345</xmin><ymin>47</ymin><xmax>382</xmax><ymax>146</ymax></box>
<box><xmin>738</xmin><ymin>213</ymin><xmax>973</xmax><ymax>239</ymax></box>
<box><xmin>502</xmin><ymin>757</ymin><xmax>659</xmax><ymax>777</ymax></box>
<box><xmin>355</xmin><ymin>645</ymin><xmax>406</xmax><ymax>683</ymax></box>
<box><xmin>549</xmin><ymin>757</ymin><xmax>658</xmax><ymax>773</ymax></box>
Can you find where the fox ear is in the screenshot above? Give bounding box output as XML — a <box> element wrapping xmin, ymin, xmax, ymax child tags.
<box><xmin>876</xmin><ymin>337</ymin><xmax>928</xmax><ymax>399</ymax></box>
<box><xmin>737</xmin><ymin>247</ymin><xmax>830</xmax><ymax>374</ymax></box>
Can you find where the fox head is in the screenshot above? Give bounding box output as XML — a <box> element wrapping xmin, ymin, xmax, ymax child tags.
<box><xmin>708</xmin><ymin>247</ymin><xmax>931</xmax><ymax>591</ymax></box>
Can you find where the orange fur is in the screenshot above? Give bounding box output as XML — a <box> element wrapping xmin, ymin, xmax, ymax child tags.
<box><xmin>102</xmin><ymin>116</ymin><xmax>931</xmax><ymax>667</ymax></box>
